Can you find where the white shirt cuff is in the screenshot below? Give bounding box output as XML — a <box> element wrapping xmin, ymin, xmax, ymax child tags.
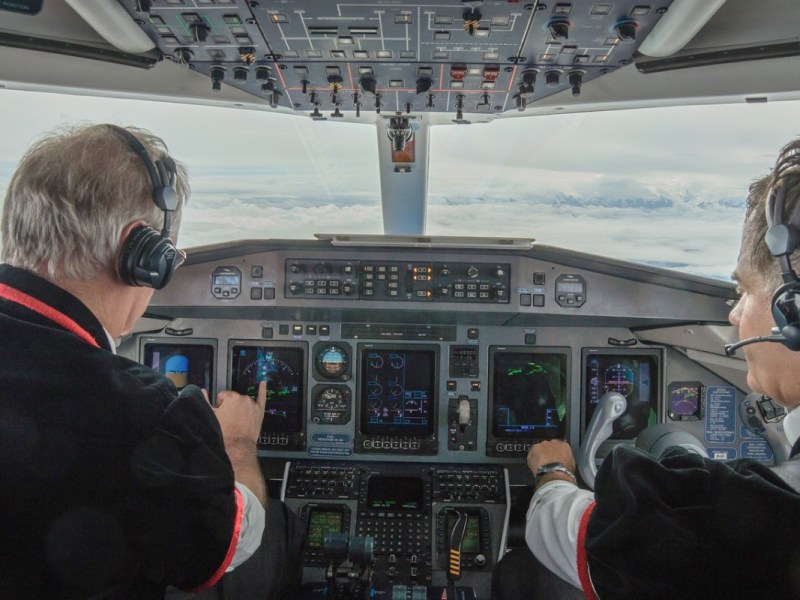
<box><xmin>226</xmin><ymin>482</ymin><xmax>266</xmax><ymax>571</ymax></box>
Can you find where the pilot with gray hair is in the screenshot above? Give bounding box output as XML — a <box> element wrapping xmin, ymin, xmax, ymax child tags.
<box><xmin>493</xmin><ymin>139</ymin><xmax>800</xmax><ymax>599</ymax></box>
<box><xmin>0</xmin><ymin>123</ymin><xmax>301</xmax><ymax>598</ymax></box>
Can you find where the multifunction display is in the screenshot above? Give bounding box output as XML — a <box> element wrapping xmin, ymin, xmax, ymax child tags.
<box><xmin>356</xmin><ymin>344</ymin><xmax>438</xmax><ymax>454</ymax></box>
<box><xmin>142</xmin><ymin>341</ymin><xmax>214</xmax><ymax>392</ymax></box>
<box><xmin>230</xmin><ymin>343</ymin><xmax>306</xmax><ymax>450</ymax></box>
<box><xmin>487</xmin><ymin>347</ymin><xmax>569</xmax><ymax>457</ymax></box>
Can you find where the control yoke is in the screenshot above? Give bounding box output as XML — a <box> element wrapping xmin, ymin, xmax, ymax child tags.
<box><xmin>635</xmin><ymin>424</ymin><xmax>707</xmax><ymax>459</ymax></box>
<box><xmin>577</xmin><ymin>391</ymin><xmax>626</xmax><ymax>490</ymax></box>
<box><xmin>579</xmin><ymin>392</ymin><xmax>709</xmax><ymax>491</ymax></box>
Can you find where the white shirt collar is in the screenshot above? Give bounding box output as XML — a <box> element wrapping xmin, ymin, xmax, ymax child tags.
<box><xmin>102</xmin><ymin>327</ymin><xmax>117</xmax><ymax>354</ymax></box>
<box><xmin>782</xmin><ymin>406</ymin><xmax>800</xmax><ymax>448</ymax></box>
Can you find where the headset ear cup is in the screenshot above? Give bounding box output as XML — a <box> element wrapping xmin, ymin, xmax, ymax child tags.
<box><xmin>119</xmin><ymin>225</ymin><xmax>177</xmax><ymax>289</ymax></box>
<box><xmin>772</xmin><ymin>282</ymin><xmax>800</xmax><ymax>350</ymax></box>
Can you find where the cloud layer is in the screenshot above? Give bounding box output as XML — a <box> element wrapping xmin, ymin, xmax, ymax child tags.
<box><xmin>1</xmin><ymin>90</ymin><xmax>797</xmax><ymax>282</ymax></box>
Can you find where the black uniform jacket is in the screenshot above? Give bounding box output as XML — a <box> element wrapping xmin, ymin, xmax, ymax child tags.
<box><xmin>585</xmin><ymin>439</ymin><xmax>800</xmax><ymax>599</ymax></box>
<box><xmin>0</xmin><ymin>265</ymin><xmax>239</xmax><ymax>599</ymax></box>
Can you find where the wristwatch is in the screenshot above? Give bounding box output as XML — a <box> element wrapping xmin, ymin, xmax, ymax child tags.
<box><xmin>534</xmin><ymin>462</ymin><xmax>577</xmax><ymax>487</ymax></box>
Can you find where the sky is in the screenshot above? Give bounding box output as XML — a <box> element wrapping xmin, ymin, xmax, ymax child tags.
<box><xmin>1</xmin><ymin>87</ymin><xmax>798</xmax><ymax>281</ymax></box>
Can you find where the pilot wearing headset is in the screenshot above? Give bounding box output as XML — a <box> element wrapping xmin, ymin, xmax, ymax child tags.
<box><xmin>0</xmin><ymin>124</ymin><xmax>301</xmax><ymax>598</ymax></box>
<box><xmin>493</xmin><ymin>139</ymin><xmax>800</xmax><ymax>600</ymax></box>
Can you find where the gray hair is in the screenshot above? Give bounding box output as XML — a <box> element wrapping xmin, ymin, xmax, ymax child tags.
<box><xmin>1</xmin><ymin>123</ymin><xmax>189</xmax><ymax>281</ymax></box>
<box><xmin>739</xmin><ymin>138</ymin><xmax>800</xmax><ymax>296</ymax></box>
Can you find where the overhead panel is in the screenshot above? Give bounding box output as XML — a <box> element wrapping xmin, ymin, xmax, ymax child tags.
<box><xmin>117</xmin><ymin>0</ymin><xmax>674</xmax><ymax>118</ymax></box>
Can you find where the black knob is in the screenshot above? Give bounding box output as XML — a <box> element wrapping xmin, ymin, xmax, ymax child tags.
<box><xmin>549</xmin><ymin>20</ymin><xmax>569</xmax><ymax>40</ymax></box>
<box><xmin>233</xmin><ymin>67</ymin><xmax>248</xmax><ymax>82</ymax></box>
<box><xmin>314</xmin><ymin>262</ymin><xmax>331</xmax><ymax>274</ymax></box>
<box><xmin>255</xmin><ymin>66</ymin><xmax>270</xmax><ymax>81</ymax></box>
<box><xmin>289</xmin><ymin>263</ymin><xmax>304</xmax><ymax>274</ymax></box>
<box><xmin>210</xmin><ymin>66</ymin><xmax>225</xmax><ymax>91</ymax></box>
<box><xmin>545</xmin><ymin>70</ymin><xmax>561</xmax><ymax>87</ymax></box>
<box><xmin>617</xmin><ymin>22</ymin><xmax>637</xmax><ymax>41</ymax></box>
<box><xmin>467</xmin><ymin>266</ymin><xmax>479</xmax><ymax>278</ymax></box>
<box><xmin>569</xmin><ymin>71</ymin><xmax>582</xmax><ymax>96</ymax></box>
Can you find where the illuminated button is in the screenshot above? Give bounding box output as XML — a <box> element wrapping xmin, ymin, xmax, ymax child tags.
<box><xmin>320</xmin><ymin>325</ymin><xmax>330</xmax><ymax>335</ymax></box>
<box><xmin>467</xmin><ymin>328</ymin><xmax>479</xmax><ymax>339</ymax></box>
<box><xmin>292</xmin><ymin>325</ymin><xmax>303</xmax><ymax>335</ymax></box>
<box><xmin>306</xmin><ymin>325</ymin><xmax>317</xmax><ymax>335</ymax></box>
<box><xmin>329</xmin><ymin>288</ymin><xmax>340</xmax><ymax>295</ymax></box>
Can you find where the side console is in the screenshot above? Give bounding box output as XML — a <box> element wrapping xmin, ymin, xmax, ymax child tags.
<box><xmin>282</xmin><ymin>460</ymin><xmax>509</xmax><ymax>594</ymax></box>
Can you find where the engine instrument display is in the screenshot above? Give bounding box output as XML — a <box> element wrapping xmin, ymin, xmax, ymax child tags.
<box><xmin>230</xmin><ymin>344</ymin><xmax>305</xmax><ymax>435</ymax></box>
<box><xmin>489</xmin><ymin>348</ymin><xmax>568</xmax><ymax>440</ymax></box>
<box><xmin>583</xmin><ymin>349</ymin><xmax>660</xmax><ymax>440</ymax></box>
<box><xmin>359</xmin><ymin>345</ymin><xmax>436</xmax><ymax>437</ymax></box>
<box><xmin>142</xmin><ymin>342</ymin><xmax>214</xmax><ymax>392</ymax></box>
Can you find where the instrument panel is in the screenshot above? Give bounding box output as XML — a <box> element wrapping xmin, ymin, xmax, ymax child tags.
<box><xmin>127</xmin><ymin>238</ymin><xmax>757</xmax><ymax>596</ymax></box>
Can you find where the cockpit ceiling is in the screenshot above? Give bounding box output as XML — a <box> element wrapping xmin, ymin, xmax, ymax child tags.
<box><xmin>1</xmin><ymin>0</ymin><xmax>799</xmax><ymax>119</ymax></box>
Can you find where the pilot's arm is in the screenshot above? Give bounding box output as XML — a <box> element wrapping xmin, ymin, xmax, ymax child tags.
<box><xmin>131</xmin><ymin>382</ymin><xmax>267</xmax><ymax>591</ymax></box>
<box><xmin>525</xmin><ymin>440</ymin><xmax>595</xmax><ymax>590</ymax></box>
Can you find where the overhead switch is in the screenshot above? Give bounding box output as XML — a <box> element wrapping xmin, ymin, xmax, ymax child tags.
<box><xmin>210</xmin><ymin>66</ymin><xmax>225</xmax><ymax>91</ymax></box>
<box><xmin>568</xmin><ymin>71</ymin><xmax>582</xmax><ymax>96</ymax></box>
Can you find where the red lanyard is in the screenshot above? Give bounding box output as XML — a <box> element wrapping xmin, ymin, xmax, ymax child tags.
<box><xmin>0</xmin><ymin>283</ymin><xmax>100</xmax><ymax>349</ymax></box>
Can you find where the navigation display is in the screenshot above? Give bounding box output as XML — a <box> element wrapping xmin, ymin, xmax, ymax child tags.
<box><xmin>230</xmin><ymin>344</ymin><xmax>305</xmax><ymax>435</ymax></box>
<box><xmin>142</xmin><ymin>342</ymin><xmax>214</xmax><ymax>392</ymax></box>
<box><xmin>489</xmin><ymin>348</ymin><xmax>568</xmax><ymax>440</ymax></box>
<box><xmin>583</xmin><ymin>349</ymin><xmax>660</xmax><ymax>440</ymax></box>
<box><xmin>359</xmin><ymin>346</ymin><xmax>436</xmax><ymax>436</ymax></box>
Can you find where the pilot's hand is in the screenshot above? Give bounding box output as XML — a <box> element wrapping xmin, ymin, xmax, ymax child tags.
<box><xmin>526</xmin><ymin>439</ymin><xmax>577</xmax><ymax>476</ymax></box>
<box><xmin>212</xmin><ymin>381</ymin><xmax>266</xmax><ymax>446</ymax></box>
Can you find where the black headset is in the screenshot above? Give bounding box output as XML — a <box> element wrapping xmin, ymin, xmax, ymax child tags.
<box><xmin>764</xmin><ymin>174</ymin><xmax>800</xmax><ymax>351</ymax></box>
<box><xmin>108</xmin><ymin>125</ymin><xmax>181</xmax><ymax>290</ymax></box>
